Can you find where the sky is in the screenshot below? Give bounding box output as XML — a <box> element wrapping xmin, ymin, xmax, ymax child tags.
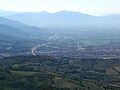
<box><xmin>0</xmin><ymin>0</ymin><xmax>120</xmax><ymax>15</ymax></box>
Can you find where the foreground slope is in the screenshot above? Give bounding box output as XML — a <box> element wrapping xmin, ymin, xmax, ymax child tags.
<box><xmin>0</xmin><ymin>55</ymin><xmax>120</xmax><ymax>90</ymax></box>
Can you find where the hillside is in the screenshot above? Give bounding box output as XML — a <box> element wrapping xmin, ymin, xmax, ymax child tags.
<box><xmin>0</xmin><ymin>24</ymin><xmax>29</xmax><ymax>38</ymax></box>
<box><xmin>0</xmin><ymin>55</ymin><xmax>120</xmax><ymax>90</ymax></box>
<box><xmin>0</xmin><ymin>16</ymin><xmax>49</xmax><ymax>39</ymax></box>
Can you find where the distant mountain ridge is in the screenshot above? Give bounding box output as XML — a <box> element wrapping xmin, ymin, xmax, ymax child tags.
<box><xmin>6</xmin><ymin>11</ymin><xmax>94</xmax><ymax>28</ymax></box>
<box><xmin>1</xmin><ymin>10</ymin><xmax>119</xmax><ymax>29</ymax></box>
<box><xmin>0</xmin><ymin>11</ymin><xmax>120</xmax><ymax>41</ymax></box>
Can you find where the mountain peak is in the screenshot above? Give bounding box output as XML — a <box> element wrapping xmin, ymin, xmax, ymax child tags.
<box><xmin>55</xmin><ymin>10</ymin><xmax>81</xmax><ymax>14</ymax></box>
<box><xmin>54</xmin><ymin>10</ymin><xmax>91</xmax><ymax>17</ymax></box>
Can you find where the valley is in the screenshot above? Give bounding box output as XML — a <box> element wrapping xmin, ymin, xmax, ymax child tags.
<box><xmin>0</xmin><ymin>11</ymin><xmax>120</xmax><ymax>90</ymax></box>
<box><xmin>1</xmin><ymin>31</ymin><xmax>120</xmax><ymax>59</ymax></box>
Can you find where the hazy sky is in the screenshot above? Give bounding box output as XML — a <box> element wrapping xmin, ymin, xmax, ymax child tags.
<box><xmin>0</xmin><ymin>0</ymin><xmax>120</xmax><ymax>15</ymax></box>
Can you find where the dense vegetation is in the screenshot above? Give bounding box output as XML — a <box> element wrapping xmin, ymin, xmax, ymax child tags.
<box><xmin>0</xmin><ymin>55</ymin><xmax>120</xmax><ymax>90</ymax></box>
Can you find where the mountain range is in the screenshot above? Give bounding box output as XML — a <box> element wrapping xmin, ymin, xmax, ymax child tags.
<box><xmin>0</xmin><ymin>10</ymin><xmax>119</xmax><ymax>29</ymax></box>
<box><xmin>0</xmin><ymin>10</ymin><xmax>120</xmax><ymax>40</ymax></box>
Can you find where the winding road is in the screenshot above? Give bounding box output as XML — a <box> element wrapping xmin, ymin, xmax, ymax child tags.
<box><xmin>31</xmin><ymin>34</ymin><xmax>57</xmax><ymax>56</ymax></box>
